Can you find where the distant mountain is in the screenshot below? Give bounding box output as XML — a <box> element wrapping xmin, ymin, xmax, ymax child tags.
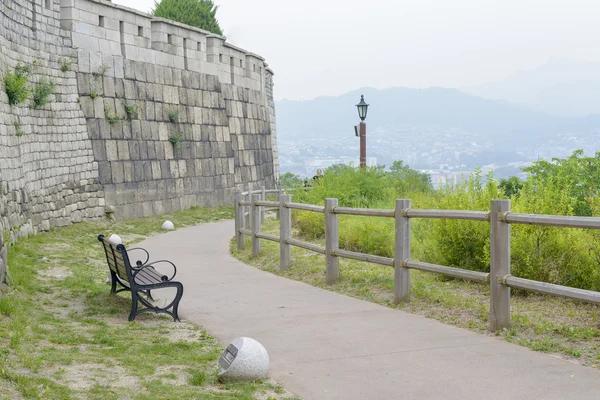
<box><xmin>277</xmin><ymin>87</ymin><xmax>599</xmax><ymax>144</ymax></box>
<box><xmin>465</xmin><ymin>58</ymin><xmax>600</xmax><ymax>117</ymax></box>
<box><xmin>275</xmin><ymin>87</ymin><xmax>600</xmax><ymax>177</ymax></box>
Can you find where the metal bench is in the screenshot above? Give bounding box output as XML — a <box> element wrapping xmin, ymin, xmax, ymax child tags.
<box><xmin>97</xmin><ymin>234</ymin><xmax>184</xmax><ymax>322</ymax></box>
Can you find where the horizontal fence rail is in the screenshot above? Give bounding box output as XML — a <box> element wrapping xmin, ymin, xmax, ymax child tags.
<box><xmin>233</xmin><ymin>189</ymin><xmax>600</xmax><ymax>332</ymax></box>
<box><xmin>503</xmin><ymin>275</ymin><xmax>600</xmax><ymax>304</ymax></box>
<box><xmin>405</xmin><ymin>260</ymin><xmax>490</xmax><ymax>283</ymax></box>
<box><xmin>406</xmin><ymin>209</ymin><xmax>490</xmax><ymax>221</ymax></box>
<box><xmin>504</xmin><ymin>213</ymin><xmax>600</xmax><ymax>229</ymax></box>
<box><xmin>333</xmin><ymin>207</ymin><xmax>395</xmax><ymax>218</ymax></box>
<box><xmin>286</xmin><ymin>238</ymin><xmax>326</xmax><ymax>255</ymax></box>
<box><xmin>333</xmin><ymin>249</ymin><xmax>394</xmax><ymax>267</ymax></box>
<box><xmin>285</xmin><ymin>202</ymin><xmax>325</xmax><ymax>213</ymax></box>
<box><xmin>255</xmin><ymin>200</ymin><xmax>280</xmax><ymax>208</ymax></box>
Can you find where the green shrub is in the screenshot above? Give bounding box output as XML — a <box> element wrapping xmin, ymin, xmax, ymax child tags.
<box><xmin>125</xmin><ymin>103</ymin><xmax>140</xmax><ymax>119</ymax></box>
<box><xmin>288</xmin><ymin>158</ymin><xmax>600</xmax><ymax>291</ymax></box>
<box><xmin>31</xmin><ymin>77</ymin><xmax>55</xmax><ymax>109</ymax></box>
<box><xmin>104</xmin><ymin>105</ymin><xmax>120</xmax><ymax>124</ymax></box>
<box><xmin>294</xmin><ymin>211</ymin><xmax>324</xmax><ymax>240</ymax></box>
<box><xmin>60</xmin><ymin>58</ymin><xmax>72</xmax><ymax>73</ymax></box>
<box><xmin>168</xmin><ymin>108</ymin><xmax>180</xmax><ymax>123</ymax></box>
<box><xmin>13</xmin><ymin>120</ymin><xmax>24</xmax><ymax>137</ymax></box>
<box><xmin>3</xmin><ymin>63</ymin><xmax>31</xmax><ymax>105</ymax></box>
<box><xmin>168</xmin><ymin>132</ymin><xmax>183</xmax><ymax>149</ymax></box>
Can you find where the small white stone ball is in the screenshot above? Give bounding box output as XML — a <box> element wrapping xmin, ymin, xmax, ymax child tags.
<box><xmin>217</xmin><ymin>337</ymin><xmax>270</xmax><ymax>382</ymax></box>
<box><xmin>108</xmin><ymin>234</ymin><xmax>122</xmax><ymax>244</ymax></box>
<box><xmin>161</xmin><ymin>220</ymin><xmax>175</xmax><ymax>230</ymax></box>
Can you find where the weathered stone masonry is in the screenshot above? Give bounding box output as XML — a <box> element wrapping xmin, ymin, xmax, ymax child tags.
<box><xmin>0</xmin><ymin>0</ymin><xmax>278</xmax><ymax>281</ymax></box>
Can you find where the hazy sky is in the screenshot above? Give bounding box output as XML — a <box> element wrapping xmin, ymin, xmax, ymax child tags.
<box><xmin>113</xmin><ymin>0</ymin><xmax>600</xmax><ymax>101</ymax></box>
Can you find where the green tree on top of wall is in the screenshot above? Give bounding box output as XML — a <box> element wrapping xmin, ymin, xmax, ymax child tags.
<box><xmin>153</xmin><ymin>0</ymin><xmax>223</xmax><ymax>35</ymax></box>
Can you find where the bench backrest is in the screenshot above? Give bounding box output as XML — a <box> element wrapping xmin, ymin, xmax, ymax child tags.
<box><xmin>97</xmin><ymin>235</ymin><xmax>133</xmax><ymax>283</ymax></box>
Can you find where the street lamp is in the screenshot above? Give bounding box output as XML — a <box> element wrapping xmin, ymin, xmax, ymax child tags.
<box><xmin>356</xmin><ymin>94</ymin><xmax>369</xmax><ymax>121</ymax></box>
<box><xmin>355</xmin><ymin>95</ymin><xmax>369</xmax><ymax>168</ymax></box>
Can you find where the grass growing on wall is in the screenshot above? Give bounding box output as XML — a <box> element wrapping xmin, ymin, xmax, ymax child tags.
<box><xmin>31</xmin><ymin>77</ymin><xmax>55</xmax><ymax>109</ymax></box>
<box><xmin>3</xmin><ymin>63</ymin><xmax>31</xmax><ymax>106</ymax></box>
<box><xmin>0</xmin><ymin>207</ymin><xmax>298</xmax><ymax>400</ymax></box>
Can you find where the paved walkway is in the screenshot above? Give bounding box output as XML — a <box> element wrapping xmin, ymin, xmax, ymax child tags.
<box><xmin>139</xmin><ymin>220</ymin><xmax>600</xmax><ymax>400</ymax></box>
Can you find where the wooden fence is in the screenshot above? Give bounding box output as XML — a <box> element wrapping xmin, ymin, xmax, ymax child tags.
<box><xmin>234</xmin><ymin>191</ymin><xmax>600</xmax><ymax>331</ymax></box>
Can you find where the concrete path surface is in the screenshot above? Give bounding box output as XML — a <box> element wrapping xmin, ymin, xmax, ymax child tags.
<box><xmin>139</xmin><ymin>220</ymin><xmax>600</xmax><ymax>400</ymax></box>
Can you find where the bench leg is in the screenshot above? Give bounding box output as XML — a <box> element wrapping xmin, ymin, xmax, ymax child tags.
<box><xmin>172</xmin><ymin>282</ymin><xmax>184</xmax><ymax>322</ymax></box>
<box><xmin>128</xmin><ymin>291</ymin><xmax>139</xmax><ymax>322</ymax></box>
<box><xmin>110</xmin><ymin>271</ymin><xmax>118</xmax><ymax>294</ymax></box>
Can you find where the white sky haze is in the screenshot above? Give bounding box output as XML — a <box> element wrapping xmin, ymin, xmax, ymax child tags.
<box><xmin>112</xmin><ymin>0</ymin><xmax>600</xmax><ymax>100</ymax></box>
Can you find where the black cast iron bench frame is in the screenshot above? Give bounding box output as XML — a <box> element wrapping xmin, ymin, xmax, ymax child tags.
<box><xmin>98</xmin><ymin>234</ymin><xmax>184</xmax><ymax>321</ymax></box>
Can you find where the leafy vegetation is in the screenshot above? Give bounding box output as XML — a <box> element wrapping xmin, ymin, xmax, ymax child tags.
<box><xmin>0</xmin><ymin>207</ymin><xmax>297</xmax><ymax>399</ymax></box>
<box><xmin>104</xmin><ymin>105</ymin><xmax>121</xmax><ymax>124</ymax></box>
<box><xmin>125</xmin><ymin>102</ymin><xmax>141</xmax><ymax>119</ymax></box>
<box><xmin>3</xmin><ymin>63</ymin><xmax>31</xmax><ymax>105</ymax></box>
<box><xmin>168</xmin><ymin>107</ymin><xmax>180</xmax><ymax>123</ymax></box>
<box><xmin>153</xmin><ymin>0</ymin><xmax>223</xmax><ymax>35</ymax></box>
<box><xmin>60</xmin><ymin>58</ymin><xmax>73</xmax><ymax>73</ymax></box>
<box><xmin>31</xmin><ymin>77</ymin><xmax>55</xmax><ymax>109</ymax></box>
<box><xmin>13</xmin><ymin>120</ymin><xmax>24</xmax><ymax>137</ymax></box>
<box><xmin>286</xmin><ymin>152</ymin><xmax>600</xmax><ymax>291</ymax></box>
<box><xmin>169</xmin><ymin>132</ymin><xmax>183</xmax><ymax>150</ymax></box>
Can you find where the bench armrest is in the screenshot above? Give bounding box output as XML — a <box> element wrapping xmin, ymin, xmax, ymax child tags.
<box><xmin>132</xmin><ymin>260</ymin><xmax>177</xmax><ymax>282</ymax></box>
<box><xmin>127</xmin><ymin>248</ymin><xmax>150</xmax><ymax>267</ymax></box>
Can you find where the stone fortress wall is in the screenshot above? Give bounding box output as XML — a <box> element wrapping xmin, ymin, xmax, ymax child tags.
<box><xmin>0</xmin><ymin>0</ymin><xmax>278</xmax><ymax>241</ymax></box>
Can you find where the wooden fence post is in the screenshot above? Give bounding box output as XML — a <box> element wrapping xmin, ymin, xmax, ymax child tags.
<box><xmin>279</xmin><ymin>193</ymin><xmax>291</xmax><ymax>270</ymax></box>
<box><xmin>244</xmin><ymin>184</ymin><xmax>251</xmax><ymax>228</ymax></box>
<box><xmin>275</xmin><ymin>186</ymin><xmax>283</xmax><ymax>219</ymax></box>
<box><xmin>260</xmin><ymin>186</ymin><xmax>266</xmax><ymax>222</ymax></box>
<box><xmin>490</xmin><ymin>199</ymin><xmax>511</xmax><ymax>331</ymax></box>
<box><xmin>325</xmin><ymin>198</ymin><xmax>339</xmax><ymax>284</ymax></box>
<box><xmin>251</xmin><ymin>193</ymin><xmax>261</xmax><ymax>257</ymax></box>
<box><xmin>234</xmin><ymin>190</ymin><xmax>245</xmax><ymax>250</ymax></box>
<box><xmin>394</xmin><ymin>199</ymin><xmax>411</xmax><ymax>303</ymax></box>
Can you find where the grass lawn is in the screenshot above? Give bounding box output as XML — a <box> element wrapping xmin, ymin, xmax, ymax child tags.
<box><xmin>0</xmin><ymin>207</ymin><xmax>298</xmax><ymax>400</ymax></box>
<box><xmin>232</xmin><ymin>216</ymin><xmax>600</xmax><ymax>368</ymax></box>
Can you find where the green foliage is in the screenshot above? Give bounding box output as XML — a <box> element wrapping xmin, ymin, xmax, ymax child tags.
<box><xmin>522</xmin><ymin>150</ymin><xmax>600</xmax><ymax>216</ymax></box>
<box><xmin>124</xmin><ymin>102</ymin><xmax>141</xmax><ymax>119</ymax></box>
<box><xmin>169</xmin><ymin>132</ymin><xmax>183</xmax><ymax>149</ymax></box>
<box><xmin>280</xmin><ymin>172</ymin><xmax>304</xmax><ymax>189</ymax></box>
<box><xmin>31</xmin><ymin>77</ymin><xmax>55</xmax><ymax>109</ymax></box>
<box><xmin>153</xmin><ymin>0</ymin><xmax>223</xmax><ymax>35</ymax></box>
<box><xmin>89</xmin><ymin>91</ymin><xmax>98</xmax><ymax>100</ymax></box>
<box><xmin>104</xmin><ymin>105</ymin><xmax>120</xmax><ymax>124</ymax></box>
<box><xmin>59</xmin><ymin>58</ymin><xmax>72</xmax><ymax>73</ymax></box>
<box><xmin>499</xmin><ymin>176</ymin><xmax>523</xmax><ymax>197</ymax></box>
<box><xmin>13</xmin><ymin>120</ymin><xmax>24</xmax><ymax>137</ymax></box>
<box><xmin>294</xmin><ymin>163</ymin><xmax>432</xmax><ymax>208</ymax></box>
<box><xmin>168</xmin><ymin>107</ymin><xmax>180</xmax><ymax>123</ymax></box>
<box><xmin>290</xmin><ymin>155</ymin><xmax>600</xmax><ymax>291</ymax></box>
<box><xmin>3</xmin><ymin>63</ymin><xmax>31</xmax><ymax>105</ymax></box>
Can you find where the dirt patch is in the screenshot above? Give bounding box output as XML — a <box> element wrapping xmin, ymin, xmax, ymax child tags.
<box><xmin>154</xmin><ymin>365</ymin><xmax>189</xmax><ymax>386</ymax></box>
<box><xmin>38</xmin><ymin>267</ymin><xmax>73</xmax><ymax>280</ymax></box>
<box><xmin>56</xmin><ymin>363</ymin><xmax>141</xmax><ymax>392</ymax></box>
<box><xmin>0</xmin><ymin>377</ymin><xmax>24</xmax><ymax>400</ymax></box>
<box><xmin>253</xmin><ymin>379</ymin><xmax>298</xmax><ymax>400</ymax></box>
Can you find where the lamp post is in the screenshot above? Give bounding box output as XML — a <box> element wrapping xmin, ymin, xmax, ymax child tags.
<box><xmin>356</xmin><ymin>95</ymin><xmax>369</xmax><ymax>168</ymax></box>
